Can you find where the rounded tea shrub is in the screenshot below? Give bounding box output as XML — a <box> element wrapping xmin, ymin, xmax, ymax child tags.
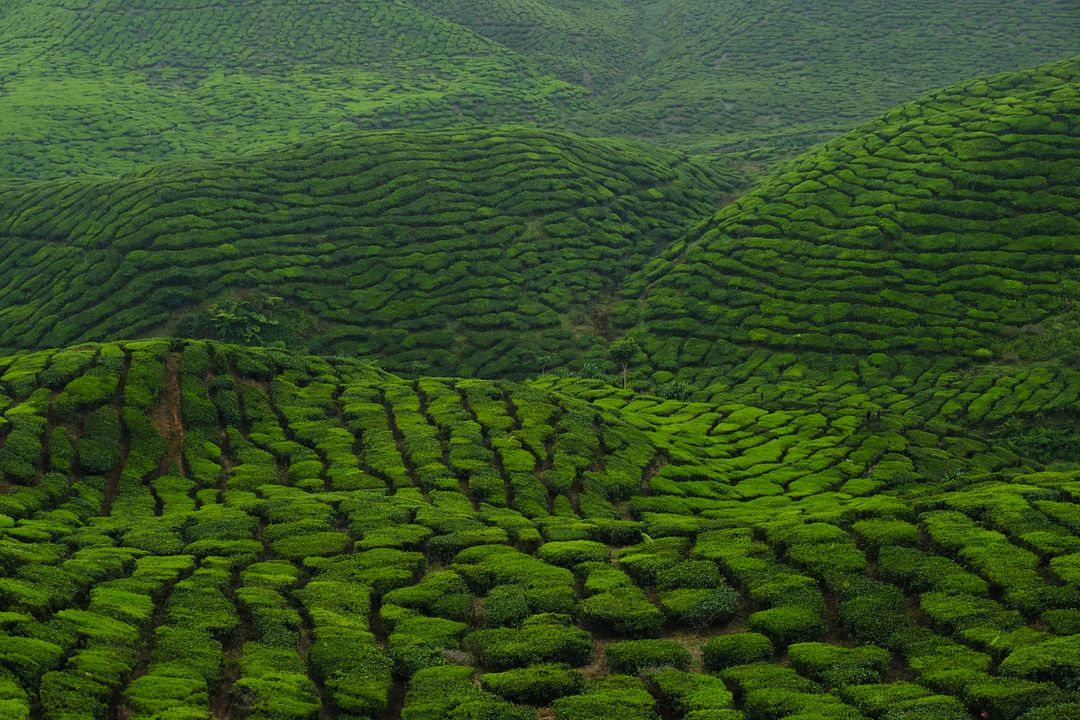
<box><xmin>748</xmin><ymin>607</ymin><xmax>823</xmax><ymax>645</ymax></box>
<box><xmin>605</xmin><ymin>640</ymin><xmax>691</xmax><ymax>674</ymax></box>
<box><xmin>659</xmin><ymin>587</ymin><xmax>738</xmax><ymax>629</ymax></box>
<box><xmin>703</xmin><ymin>633</ymin><xmax>774</xmax><ymax>671</ymax></box>
<box><xmin>480</xmin><ymin>663</ymin><xmax>584</xmax><ymax>704</ymax></box>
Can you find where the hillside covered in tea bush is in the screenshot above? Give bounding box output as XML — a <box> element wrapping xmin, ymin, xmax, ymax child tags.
<box><xmin>0</xmin><ymin>339</ymin><xmax>1076</xmax><ymax>720</ymax></box>
<box><xmin>616</xmin><ymin>55</ymin><xmax>1080</xmax><ymax>394</ymax></box>
<box><xmin>0</xmin><ymin>0</ymin><xmax>1076</xmax><ymax>179</ymax></box>
<box><xmin>1</xmin><ymin>3</ymin><xmax>1079</xmax><ymax>720</ymax></box>
<box><xmin>5</xmin><ymin>57</ymin><xmax>1080</xmax><ymax>389</ymax></box>
<box><xmin>0</xmin><ymin>127</ymin><xmax>736</xmax><ymax>375</ymax></box>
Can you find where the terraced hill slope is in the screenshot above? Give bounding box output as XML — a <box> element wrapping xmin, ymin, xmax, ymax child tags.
<box><xmin>0</xmin><ymin>127</ymin><xmax>736</xmax><ymax>375</ymax></box>
<box><xmin>0</xmin><ymin>0</ymin><xmax>586</xmax><ymax>179</ymax></box>
<box><xmin>616</xmin><ymin>55</ymin><xmax>1080</xmax><ymax>394</ymax></box>
<box><xmin>567</xmin><ymin>0</ymin><xmax>1080</xmax><ymax>152</ymax></box>
<box><xmin>0</xmin><ymin>339</ymin><xmax>1076</xmax><ymax>720</ymax></box>
<box><xmin>2</xmin><ymin>0</ymin><xmax>1076</xmax><ymax>179</ymax></box>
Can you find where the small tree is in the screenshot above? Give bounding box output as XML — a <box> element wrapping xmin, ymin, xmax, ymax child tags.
<box><xmin>609</xmin><ymin>337</ymin><xmax>640</xmax><ymax>389</ymax></box>
<box><xmin>206</xmin><ymin>294</ymin><xmax>282</xmax><ymax>345</ymax></box>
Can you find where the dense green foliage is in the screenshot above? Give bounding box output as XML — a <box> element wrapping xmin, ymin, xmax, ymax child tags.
<box><xmin>1</xmin><ymin>4</ymin><xmax>1079</xmax><ymax>720</ymax></box>
<box><xmin>618</xmin><ymin>55</ymin><xmax>1080</xmax><ymax>394</ymax></box>
<box><xmin>0</xmin><ymin>339</ymin><xmax>1073</xmax><ymax>719</ymax></box>
<box><xmin>0</xmin><ymin>127</ymin><xmax>733</xmax><ymax>375</ymax></box>
<box><xmin>0</xmin><ymin>0</ymin><xmax>1076</xmax><ymax>179</ymax></box>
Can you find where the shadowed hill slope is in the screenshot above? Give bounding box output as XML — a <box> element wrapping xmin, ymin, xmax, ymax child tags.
<box><xmin>0</xmin><ymin>338</ymin><xmax>1076</xmax><ymax>719</ymax></box>
<box><xmin>1</xmin><ymin>0</ymin><xmax>1076</xmax><ymax>179</ymax></box>
<box><xmin>0</xmin><ymin>127</ymin><xmax>737</xmax><ymax>375</ymax></box>
<box><xmin>615</xmin><ymin>55</ymin><xmax>1080</xmax><ymax>392</ymax></box>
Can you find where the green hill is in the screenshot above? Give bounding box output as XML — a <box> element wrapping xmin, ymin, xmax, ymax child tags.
<box><xmin>0</xmin><ymin>127</ymin><xmax>737</xmax><ymax>375</ymax></box>
<box><xmin>0</xmin><ymin>0</ymin><xmax>586</xmax><ymax>179</ymax></box>
<box><xmin>0</xmin><ymin>8</ymin><xmax>1079</xmax><ymax>720</ymax></box>
<box><xmin>1</xmin><ymin>0</ymin><xmax>1076</xmax><ymax>179</ymax></box>
<box><xmin>616</xmin><ymin>55</ymin><xmax>1080</xmax><ymax>394</ymax></box>
<box><xmin>0</xmin><ymin>338</ymin><xmax>1075</xmax><ymax>720</ymax></box>
<box><xmin>567</xmin><ymin>0</ymin><xmax>1080</xmax><ymax>152</ymax></box>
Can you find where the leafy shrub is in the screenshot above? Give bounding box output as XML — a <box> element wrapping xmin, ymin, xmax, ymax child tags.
<box><xmin>659</xmin><ymin>587</ymin><xmax>738</xmax><ymax>629</ymax></box>
<box><xmin>552</xmin><ymin>675</ymin><xmax>657</xmax><ymax>720</ymax></box>
<box><xmin>539</xmin><ymin>541</ymin><xmax>609</xmax><ymax>568</ymax></box>
<box><xmin>702</xmin><ymin>633</ymin><xmax>774</xmax><ymax>670</ymax></box>
<box><xmin>998</xmin><ymin>635</ymin><xmax>1080</xmax><ymax>690</ymax></box>
<box><xmin>466</xmin><ymin>614</ymin><xmax>591</xmax><ymax>669</ymax></box>
<box><xmin>965</xmin><ymin>676</ymin><xmax>1061</xmax><ymax>720</ymax></box>
<box><xmin>605</xmin><ymin>640</ymin><xmax>691</xmax><ymax>674</ymax></box>
<box><xmin>403</xmin><ymin>665</ymin><xmax>534</xmax><ymax>720</ymax></box>
<box><xmin>647</xmin><ymin>668</ymin><xmax>737</xmax><ymax>717</ymax></box>
<box><xmin>1016</xmin><ymin>704</ymin><xmax>1080</xmax><ymax>720</ymax></box>
<box><xmin>580</xmin><ymin>564</ymin><xmax>634</xmax><ymax>596</ymax></box>
<box><xmin>656</xmin><ymin>561</ymin><xmax>723</xmax><ymax>590</ymax></box>
<box><xmin>881</xmin><ymin>694</ymin><xmax>971</xmax><ymax>720</ymax></box>
<box><xmin>748</xmin><ymin>607</ymin><xmax>823</xmax><ymax>645</ymax></box>
<box><xmin>838</xmin><ymin>681</ymin><xmax>933</xmax><ymax>716</ymax></box>
<box><xmin>480</xmin><ymin>663</ymin><xmax>584</xmax><ymax>704</ymax></box>
<box><xmin>788</xmin><ymin>642</ymin><xmax>891</xmax><ymax>687</ymax></box>
<box><xmin>577</xmin><ymin>591</ymin><xmax>664</xmax><ymax>637</ymax></box>
<box><xmin>483</xmin><ymin>585</ymin><xmax>531</xmax><ymax>628</ymax></box>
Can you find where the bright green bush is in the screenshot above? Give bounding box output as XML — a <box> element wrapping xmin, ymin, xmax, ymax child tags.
<box><xmin>703</xmin><ymin>633</ymin><xmax>774</xmax><ymax>670</ymax></box>
<box><xmin>748</xmin><ymin>607</ymin><xmax>823</xmax><ymax>645</ymax></box>
<box><xmin>605</xmin><ymin>640</ymin><xmax>691</xmax><ymax>674</ymax></box>
<box><xmin>552</xmin><ymin>675</ymin><xmax>658</xmax><ymax>720</ymax></box>
<box><xmin>788</xmin><ymin>642</ymin><xmax>891</xmax><ymax>687</ymax></box>
<box><xmin>998</xmin><ymin>635</ymin><xmax>1080</xmax><ymax>690</ymax></box>
<box><xmin>659</xmin><ymin>587</ymin><xmax>738</xmax><ymax>629</ymax></box>
<box><xmin>466</xmin><ymin>614</ymin><xmax>591</xmax><ymax>669</ymax></box>
<box><xmin>481</xmin><ymin>663</ymin><xmax>584</xmax><ymax>704</ymax></box>
<box><xmin>403</xmin><ymin>665</ymin><xmax>534</xmax><ymax>720</ymax></box>
<box><xmin>539</xmin><ymin>541</ymin><xmax>609</xmax><ymax>568</ymax></box>
<box><xmin>577</xmin><ymin>590</ymin><xmax>664</xmax><ymax>637</ymax></box>
<box><xmin>648</xmin><ymin>668</ymin><xmax>737</xmax><ymax>717</ymax></box>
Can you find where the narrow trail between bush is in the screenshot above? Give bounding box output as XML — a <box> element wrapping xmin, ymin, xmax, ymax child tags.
<box><xmin>156</xmin><ymin>351</ymin><xmax>187</xmax><ymax>477</ymax></box>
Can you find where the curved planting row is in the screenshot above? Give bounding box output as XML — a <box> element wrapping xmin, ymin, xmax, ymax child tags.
<box><xmin>1</xmin><ymin>0</ymin><xmax>1076</xmax><ymax>178</ymax></box>
<box><xmin>0</xmin><ymin>127</ymin><xmax>735</xmax><ymax>375</ymax></box>
<box><xmin>0</xmin><ymin>340</ymin><xmax>1075</xmax><ymax>720</ymax></box>
<box><xmin>619</xmin><ymin>55</ymin><xmax>1080</xmax><ymax>389</ymax></box>
<box><xmin>0</xmin><ymin>0</ymin><xmax>592</xmax><ymax>180</ymax></box>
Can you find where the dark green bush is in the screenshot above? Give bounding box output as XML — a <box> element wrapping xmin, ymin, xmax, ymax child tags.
<box><xmin>656</xmin><ymin>560</ymin><xmax>723</xmax><ymax>590</ymax></box>
<box><xmin>539</xmin><ymin>541</ymin><xmax>609</xmax><ymax>568</ymax></box>
<box><xmin>483</xmin><ymin>585</ymin><xmax>531</xmax><ymax>628</ymax></box>
<box><xmin>965</xmin><ymin>677</ymin><xmax>1062</xmax><ymax>720</ymax></box>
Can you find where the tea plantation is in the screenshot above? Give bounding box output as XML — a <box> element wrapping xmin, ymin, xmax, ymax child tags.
<box><xmin>619</xmin><ymin>55</ymin><xmax>1080</xmax><ymax>394</ymax></box>
<box><xmin>0</xmin><ymin>127</ymin><xmax>736</xmax><ymax>375</ymax></box>
<box><xmin>0</xmin><ymin>338</ymin><xmax>1075</xmax><ymax>720</ymax></box>
<box><xmin>1</xmin><ymin>0</ymin><xmax>1077</xmax><ymax>179</ymax></box>
<box><xmin>1</xmin><ymin>3</ymin><xmax>1079</xmax><ymax>719</ymax></box>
